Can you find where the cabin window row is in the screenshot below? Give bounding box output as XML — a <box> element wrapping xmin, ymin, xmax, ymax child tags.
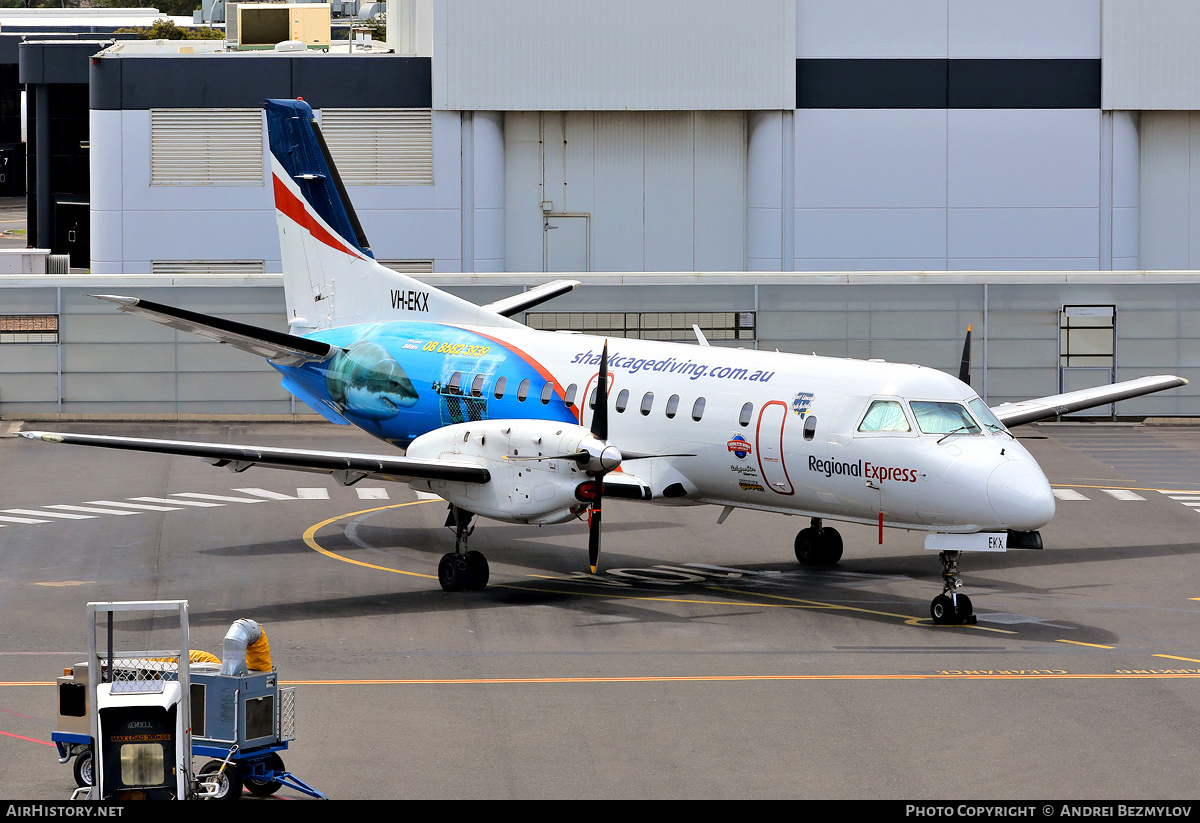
<box><xmin>441</xmin><ymin>372</ymin><xmax>822</xmax><ymax>438</ymax></box>
<box><xmin>442</xmin><ymin>371</ymin><xmax>711</xmax><ymax>421</ymax></box>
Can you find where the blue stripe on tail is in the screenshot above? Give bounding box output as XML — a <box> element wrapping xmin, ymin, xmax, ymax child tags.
<box><xmin>265</xmin><ymin>98</ymin><xmax>373</xmax><ymax>259</ymax></box>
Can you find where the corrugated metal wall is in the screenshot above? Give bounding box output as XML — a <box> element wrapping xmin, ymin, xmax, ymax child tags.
<box><xmin>1140</xmin><ymin>111</ymin><xmax>1200</xmax><ymax>268</ymax></box>
<box><xmin>1103</xmin><ymin>0</ymin><xmax>1200</xmax><ymax>110</ymax></box>
<box><xmin>433</xmin><ymin>0</ymin><xmax>795</xmax><ymax>111</ymax></box>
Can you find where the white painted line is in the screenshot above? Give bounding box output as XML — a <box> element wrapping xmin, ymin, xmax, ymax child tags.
<box><xmin>3</xmin><ymin>508</ymin><xmax>93</xmax><ymax>520</ymax></box>
<box><xmin>0</xmin><ymin>514</ymin><xmax>50</xmax><ymax>524</ymax></box>
<box><xmin>130</xmin><ymin>496</ymin><xmax>224</xmax><ymax>508</ymax></box>
<box><xmin>234</xmin><ymin>488</ymin><xmax>299</xmax><ymax>500</ymax></box>
<box><xmin>171</xmin><ymin>493</ymin><xmax>264</xmax><ymax>504</ymax></box>
<box><xmin>1101</xmin><ymin>489</ymin><xmax>1145</xmax><ymax>501</ymax></box>
<box><xmin>1052</xmin><ymin>489</ymin><xmax>1089</xmax><ymax>501</ymax></box>
<box><xmin>45</xmin><ymin>504</ymin><xmax>141</xmax><ymax>516</ymax></box>
<box><xmin>1166</xmin><ymin>496</ymin><xmax>1200</xmax><ymax>501</ymax></box>
<box><xmin>91</xmin><ymin>500</ymin><xmax>184</xmax><ymax>512</ymax></box>
<box><xmin>356</xmin><ymin>488</ymin><xmax>389</xmax><ymax>500</ymax></box>
<box><xmin>415</xmin><ymin>491</ymin><xmax>442</xmax><ymax>501</ymax></box>
<box><xmin>296</xmin><ymin>488</ymin><xmax>330</xmax><ymax>499</ymax></box>
<box><xmin>1179</xmin><ymin>502</ymin><xmax>1200</xmax><ymax>508</ymax></box>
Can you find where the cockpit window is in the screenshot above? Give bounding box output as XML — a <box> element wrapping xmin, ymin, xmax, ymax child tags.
<box><xmin>968</xmin><ymin>397</ymin><xmax>1007</xmax><ymax>434</ymax></box>
<box><xmin>910</xmin><ymin>401</ymin><xmax>981</xmax><ymax>435</ymax></box>
<box><xmin>858</xmin><ymin>400</ymin><xmax>910</xmax><ymax>432</ymax></box>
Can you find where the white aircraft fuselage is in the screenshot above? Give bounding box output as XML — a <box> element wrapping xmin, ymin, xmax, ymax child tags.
<box><xmin>275</xmin><ymin>318</ymin><xmax>1054</xmax><ymax>535</ymax></box>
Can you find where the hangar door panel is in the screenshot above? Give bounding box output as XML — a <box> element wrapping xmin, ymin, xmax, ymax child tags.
<box><xmin>534</xmin><ymin>112</ymin><xmax>745</xmax><ymax>272</ymax></box>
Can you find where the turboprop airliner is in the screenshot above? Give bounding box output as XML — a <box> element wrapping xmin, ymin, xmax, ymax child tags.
<box><xmin>21</xmin><ymin>99</ymin><xmax>1188</xmax><ymax>625</ymax></box>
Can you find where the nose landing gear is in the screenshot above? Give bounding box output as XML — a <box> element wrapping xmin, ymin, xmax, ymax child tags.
<box><xmin>931</xmin><ymin>550</ymin><xmax>976</xmax><ymax>625</ymax></box>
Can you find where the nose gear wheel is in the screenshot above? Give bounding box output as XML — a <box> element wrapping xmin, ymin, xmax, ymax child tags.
<box><xmin>930</xmin><ymin>551</ymin><xmax>977</xmax><ymax>625</ymax></box>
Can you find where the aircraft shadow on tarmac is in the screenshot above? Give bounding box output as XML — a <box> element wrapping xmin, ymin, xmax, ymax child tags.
<box><xmin>172</xmin><ymin>527</ymin><xmax>1198</xmax><ymax>647</ymax></box>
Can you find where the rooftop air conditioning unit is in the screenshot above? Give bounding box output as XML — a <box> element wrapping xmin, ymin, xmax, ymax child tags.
<box><xmin>236</xmin><ymin>3</ymin><xmax>330</xmax><ymax>51</ymax></box>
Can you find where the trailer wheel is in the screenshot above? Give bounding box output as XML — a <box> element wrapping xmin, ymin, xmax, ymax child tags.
<box><xmin>244</xmin><ymin>752</ymin><xmax>285</xmax><ymax>797</ymax></box>
<box><xmin>199</xmin><ymin>760</ymin><xmax>243</xmax><ymax>800</ymax></box>
<box><xmin>72</xmin><ymin>749</ymin><xmax>93</xmax><ymax>788</ymax></box>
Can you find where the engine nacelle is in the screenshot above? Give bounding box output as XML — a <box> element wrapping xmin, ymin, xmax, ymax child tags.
<box><xmin>406</xmin><ymin>419</ymin><xmax>609</xmax><ymax>524</ymax></box>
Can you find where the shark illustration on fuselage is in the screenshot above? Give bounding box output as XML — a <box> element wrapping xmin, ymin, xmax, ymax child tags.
<box><xmin>22</xmin><ymin>98</ymin><xmax>1189</xmax><ymax>625</ymax></box>
<box><xmin>325</xmin><ymin>338</ymin><xmax>420</xmax><ymax>422</ymax></box>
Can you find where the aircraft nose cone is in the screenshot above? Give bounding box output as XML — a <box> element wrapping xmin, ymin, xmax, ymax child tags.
<box><xmin>987</xmin><ymin>459</ymin><xmax>1056</xmax><ymax>531</ymax></box>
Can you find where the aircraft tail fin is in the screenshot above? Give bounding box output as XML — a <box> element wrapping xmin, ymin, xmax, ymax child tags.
<box><xmin>264</xmin><ymin>98</ymin><xmax>519</xmax><ymax>332</ymax></box>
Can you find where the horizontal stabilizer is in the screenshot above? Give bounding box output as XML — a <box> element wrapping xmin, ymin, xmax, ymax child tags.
<box><xmin>992</xmin><ymin>375</ymin><xmax>1189</xmax><ymax>427</ymax></box>
<box><xmin>482</xmin><ymin>279</ymin><xmax>581</xmax><ymax>318</ymax></box>
<box><xmin>93</xmin><ymin>295</ymin><xmax>335</xmax><ymax>366</ymax></box>
<box><xmin>20</xmin><ymin>431</ymin><xmax>491</xmax><ymax>485</ymax></box>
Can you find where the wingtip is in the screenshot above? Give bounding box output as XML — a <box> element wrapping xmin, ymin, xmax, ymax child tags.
<box><xmin>91</xmin><ymin>294</ymin><xmax>139</xmax><ymax>306</ymax></box>
<box><xmin>19</xmin><ymin>431</ymin><xmax>62</xmax><ymax>443</ymax></box>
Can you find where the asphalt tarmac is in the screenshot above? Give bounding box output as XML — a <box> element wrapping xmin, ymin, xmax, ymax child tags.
<box><xmin>2</xmin><ymin>420</ymin><xmax>1200</xmax><ymax>800</ymax></box>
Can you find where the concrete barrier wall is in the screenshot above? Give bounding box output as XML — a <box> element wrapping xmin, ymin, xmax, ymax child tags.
<box><xmin>1</xmin><ymin>273</ymin><xmax>1197</xmax><ymax>417</ymax></box>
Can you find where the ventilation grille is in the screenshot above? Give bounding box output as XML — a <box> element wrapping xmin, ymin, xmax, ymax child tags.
<box><xmin>0</xmin><ymin>314</ymin><xmax>58</xmax><ymax>344</ymax></box>
<box><xmin>151</xmin><ymin>260</ymin><xmax>266</xmax><ymax>276</ymax></box>
<box><xmin>527</xmin><ymin>311</ymin><xmax>756</xmax><ymax>342</ymax></box>
<box><xmin>150</xmin><ymin>109</ymin><xmax>264</xmax><ymax>186</ymax></box>
<box><xmin>378</xmin><ymin>260</ymin><xmax>434</xmax><ymax>273</ymax></box>
<box><xmin>320</xmin><ymin>109</ymin><xmax>433</xmax><ymax>185</ymax></box>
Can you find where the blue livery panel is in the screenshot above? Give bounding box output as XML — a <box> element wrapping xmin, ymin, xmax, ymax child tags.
<box><xmin>272</xmin><ymin>322</ymin><xmax>577</xmax><ymax>446</ymax></box>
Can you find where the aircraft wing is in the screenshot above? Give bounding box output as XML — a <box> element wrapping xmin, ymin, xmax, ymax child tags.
<box><xmin>481</xmin><ymin>279</ymin><xmax>580</xmax><ymax>318</ymax></box>
<box><xmin>991</xmin><ymin>375</ymin><xmax>1189</xmax><ymax>427</ymax></box>
<box><xmin>19</xmin><ymin>431</ymin><xmax>490</xmax><ymax>485</ymax></box>
<box><xmin>92</xmin><ymin>295</ymin><xmax>336</xmax><ymax>366</ymax></box>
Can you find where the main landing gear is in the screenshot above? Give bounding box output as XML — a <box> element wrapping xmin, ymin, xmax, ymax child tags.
<box><xmin>794</xmin><ymin>518</ymin><xmax>843</xmax><ymax>566</ymax></box>
<box><xmin>439</xmin><ymin>504</ymin><xmax>490</xmax><ymax>592</ymax></box>
<box><xmin>930</xmin><ymin>550</ymin><xmax>976</xmax><ymax>625</ymax></box>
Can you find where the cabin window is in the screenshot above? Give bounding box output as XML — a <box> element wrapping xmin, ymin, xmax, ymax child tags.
<box><xmin>517</xmin><ymin>378</ymin><xmax>531</xmax><ymax>401</ymax></box>
<box><xmin>540</xmin><ymin>382</ymin><xmax>554</xmax><ymax>404</ymax></box>
<box><xmin>738</xmin><ymin>402</ymin><xmax>753</xmax><ymax>427</ymax></box>
<box><xmin>640</xmin><ymin>392</ymin><xmax>654</xmax><ymax>415</ymax></box>
<box><xmin>691</xmin><ymin>397</ymin><xmax>706</xmax><ymax>421</ymax></box>
<box><xmin>665</xmin><ymin>394</ymin><xmax>680</xmax><ymax>419</ymax></box>
<box><xmin>470</xmin><ymin>374</ymin><xmax>485</xmax><ymax>397</ymax></box>
<box><xmin>803</xmin><ymin>415</ymin><xmax>817</xmax><ymax>441</ymax></box>
<box><xmin>588</xmin><ymin>387</ymin><xmax>598</xmax><ymax>409</ymax></box>
<box><xmin>447</xmin><ymin>372</ymin><xmax>463</xmax><ymax>394</ymax></box>
<box><xmin>564</xmin><ymin>383</ymin><xmax>578</xmax><ymax>407</ymax></box>
<box><xmin>494</xmin><ymin>376</ymin><xmax>507</xmax><ymax>399</ymax></box>
<box><xmin>910</xmin><ymin>401</ymin><xmax>980</xmax><ymax>435</ymax></box>
<box><xmin>858</xmin><ymin>400</ymin><xmax>910</xmax><ymax>432</ymax></box>
<box><xmin>615</xmin><ymin>389</ymin><xmax>629</xmax><ymax>413</ymax></box>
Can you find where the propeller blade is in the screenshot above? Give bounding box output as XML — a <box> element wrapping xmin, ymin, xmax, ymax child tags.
<box><xmin>958</xmin><ymin>324</ymin><xmax>972</xmax><ymax>386</ymax></box>
<box><xmin>584</xmin><ymin>341</ymin><xmax>611</xmax><ymax>573</ymax></box>
<box><xmin>592</xmin><ymin>341</ymin><xmax>609</xmax><ymax>441</ymax></box>
<box><xmin>588</xmin><ymin>482</ymin><xmax>602</xmax><ymax>573</ymax></box>
<box><xmin>620</xmin><ymin>451</ymin><xmax>696</xmax><ymax>460</ymax></box>
<box><xmin>505</xmin><ymin>452</ymin><xmax>587</xmax><ymax>463</ymax></box>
